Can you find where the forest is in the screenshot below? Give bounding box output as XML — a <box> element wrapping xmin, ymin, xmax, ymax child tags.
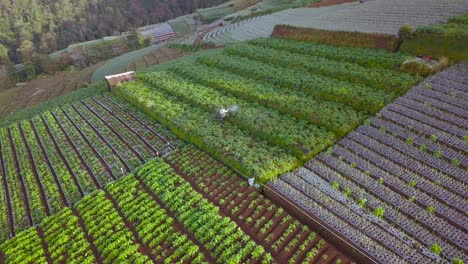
<box><xmin>0</xmin><ymin>0</ymin><xmax>227</xmax><ymax>64</ymax></box>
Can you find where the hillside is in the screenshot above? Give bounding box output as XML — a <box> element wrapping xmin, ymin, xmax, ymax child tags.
<box><xmin>0</xmin><ymin>0</ymin><xmax>228</xmax><ymax>64</ymax></box>
<box><xmin>0</xmin><ymin>0</ymin><xmax>467</xmax><ymax>263</ymax></box>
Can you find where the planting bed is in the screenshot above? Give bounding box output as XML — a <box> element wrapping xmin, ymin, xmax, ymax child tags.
<box><xmin>268</xmin><ymin>65</ymin><xmax>468</xmax><ymax>263</ymax></box>
<box><xmin>0</xmin><ymin>155</ymin><xmax>352</xmax><ymax>263</ymax></box>
<box><xmin>165</xmin><ymin>145</ymin><xmax>352</xmax><ymax>263</ymax></box>
<box><xmin>0</xmin><ymin>95</ymin><xmax>181</xmax><ymax>240</ymax></box>
<box><xmin>116</xmin><ymin>38</ymin><xmax>420</xmax><ymax>182</ymax></box>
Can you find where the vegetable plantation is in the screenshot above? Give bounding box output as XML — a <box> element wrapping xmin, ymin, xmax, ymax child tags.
<box><xmin>0</xmin><ymin>153</ymin><xmax>352</xmax><ymax>263</ymax></box>
<box><xmin>268</xmin><ymin>65</ymin><xmax>468</xmax><ymax>263</ymax></box>
<box><xmin>116</xmin><ymin>38</ymin><xmax>421</xmax><ymax>182</ymax></box>
<box><xmin>0</xmin><ymin>95</ymin><xmax>180</xmax><ymax>240</ymax></box>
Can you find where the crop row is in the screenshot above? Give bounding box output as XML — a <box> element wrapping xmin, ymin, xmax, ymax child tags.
<box><xmin>0</xmin><ymin>158</ymin><xmax>273</xmax><ymax>263</ymax></box>
<box><xmin>140</xmin><ymin>71</ymin><xmax>336</xmax><ymax>160</ymax></box>
<box><xmin>249</xmin><ymin>38</ymin><xmax>408</xmax><ymax>70</ymax></box>
<box><xmin>164</xmin><ymin>145</ymin><xmax>351</xmax><ymax>263</ymax></box>
<box><xmin>197</xmin><ymin>53</ymin><xmax>393</xmax><ymax>113</ymax></box>
<box><xmin>0</xmin><ymin>95</ymin><xmax>179</xmax><ymax>239</ymax></box>
<box><xmin>268</xmin><ymin>68</ymin><xmax>467</xmax><ymax>263</ymax></box>
<box><xmin>223</xmin><ymin>42</ymin><xmax>420</xmax><ymax>95</ymax></box>
<box><xmin>115</xmin><ymin>80</ymin><xmax>298</xmax><ymax>182</ymax></box>
<box><xmin>169</xmin><ymin>62</ymin><xmax>364</xmax><ymax>136</ymax></box>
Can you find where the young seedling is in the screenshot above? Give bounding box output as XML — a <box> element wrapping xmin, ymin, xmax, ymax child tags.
<box><xmin>373</xmin><ymin>207</ymin><xmax>385</xmax><ymax>219</ymax></box>
<box><xmin>420</xmin><ymin>144</ymin><xmax>428</xmax><ymax>152</ymax></box>
<box><xmin>343</xmin><ymin>187</ymin><xmax>351</xmax><ymax>197</ymax></box>
<box><xmin>408</xmin><ymin>196</ymin><xmax>415</xmax><ymax>202</ymax></box>
<box><xmin>431</xmin><ymin>243</ymin><xmax>441</xmax><ymax>255</ymax></box>
<box><xmin>430</xmin><ymin>134</ymin><xmax>438</xmax><ymax>142</ymax></box>
<box><xmin>406</xmin><ymin>137</ymin><xmax>414</xmax><ymax>145</ymax></box>
<box><xmin>351</xmin><ymin>162</ymin><xmax>357</xmax><ymax>168</ymax></box>
<box><xmin>408</xmin><ymin>180</ymin><xmax>417</xmax><ymax>188</ymax></box>
<box><xmin>331</xmin><ymin>180</ymin><xmax>340</xmax><ymax>190</ymax></box>
<box><xmin>378</xmin><ymin>178</ymin><xmax>385</xmax><ymax>184</ymax></box>
<box><xmin>379</xmin><ymin>126</ymin><xmax>386</xmax><ymax>133</ymax></box>
<box><xmin>427</xmin><ymin>205</ymin><xmax>436</xmax><ymax>214</ymax></box>
<box><xmin>451</xmin><ymin>159</ymin><xmax>460</xmax><ymax>167</ymax></box>
<box><xmin>452</xmin><ymin>257</ymin><xmax>463</xmax><ymax>264</ymax></box>
<box><xmin>433</xmin><ymin>150</ymin><xmax>443</xmax><ymax>158</ymax></box>
<box><xmin>358</xmin><ymin>197</ymin><xmax>367</xmax><ymax>208</ymax></box>
<box><xmin>424</xmin><ymin>83</ymin><xmax>432</xmax><ymax>89</ymax></box>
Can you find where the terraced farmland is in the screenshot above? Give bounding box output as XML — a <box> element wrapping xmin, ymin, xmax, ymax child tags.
<box><xmin>0</xmin><ymin>95</ymin><xmax>181</xmax><ymax>240</ymax></box>
<box><xmin>203</xmin><ymin>0</ymin><xmax>468</xmax><ymax>44</ymax></box>
<box><xmin>267</xmin><ymin>65</ymin><xmax>468</xmax><ymax>263</ymax></box>
<box><xmin>0</xmin><ymin>153</ymin><xmax>352</xmax><ymax>263</ymax></box>
<box><xmin>116</xmin><ymin>38</ymin><xmax>420</xmax><ymax>182</ymax></box>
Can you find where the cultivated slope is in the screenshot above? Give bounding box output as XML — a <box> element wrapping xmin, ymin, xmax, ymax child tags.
<box><xmin>203</xmin><ymin>0</ymin><xmax>468</xmax><ymax>44</ymax></box>
<box><xmin>268</xmin><ymin>64</ymin><xmax>468</xmax><ymax>263</ymax></box>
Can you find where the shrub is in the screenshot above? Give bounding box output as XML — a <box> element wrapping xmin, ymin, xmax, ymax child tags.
<box><xmin>398</xmin><ymin>24</ymin><xmax>414</xmax><ymax>40</ymax></box>
<box><xmin>400</xmin><ymin>57</ymin><xmax>448</xmax><ymax>77</ymax></box>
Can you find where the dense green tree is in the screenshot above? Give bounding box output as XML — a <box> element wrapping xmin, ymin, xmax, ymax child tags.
<box><xmin>0</xmin><ymin>0</ymin><xmax>228</xmax><ymax>63</ymax></box>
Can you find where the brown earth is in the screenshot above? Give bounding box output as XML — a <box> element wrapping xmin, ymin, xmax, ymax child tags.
<box><xmin>0</xmin><ymin>63</ymin><xmax>102</xmax><ymax>118</ymax></box>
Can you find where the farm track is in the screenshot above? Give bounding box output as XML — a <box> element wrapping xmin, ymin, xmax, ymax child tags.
<box><xmin>269</xmin><ymin>66</ymin><xmax>468</xmax><ymax>263</ymax></box>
